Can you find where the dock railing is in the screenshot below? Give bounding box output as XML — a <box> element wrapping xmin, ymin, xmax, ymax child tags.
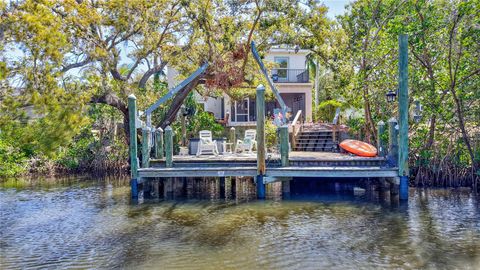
<box><xmin>290</xmin><ymin>110</ymin><xmax>303</xmax><ymax>150</ymax></box>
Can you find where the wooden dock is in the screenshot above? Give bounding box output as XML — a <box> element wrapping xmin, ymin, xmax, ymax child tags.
<box><xmin>127</xmin><ymin>34</ymin><xmax>411</xmax><ymax>202</ymax></box>
<box><xmin>138</xmin><ymin>152</ymin><xmax>397</xmax><ymax>179</ymax></box>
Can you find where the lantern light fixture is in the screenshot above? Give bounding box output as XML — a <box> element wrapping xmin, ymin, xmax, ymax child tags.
<box><xmin>386</xmin><ymin>88</ymin><xmax>397</xmax><ymax>103</ymax></box>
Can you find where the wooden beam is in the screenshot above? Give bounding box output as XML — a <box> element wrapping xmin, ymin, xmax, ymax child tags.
<box><xmin>267</xmin><ymin>167</ymin><xmax>398</xmax><ymax>178</ymax></box>
<box><xmin>138</xmin><ymin>167</ymin><xmax>258</xmax><ymax>178</ymax></box>
<box><xmin>138</xmin><ymin>166</ymin><xmax>398</xmax><ymax>179</ymax></box>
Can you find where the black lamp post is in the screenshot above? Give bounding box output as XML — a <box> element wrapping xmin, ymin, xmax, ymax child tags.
<box><xmin>386</xmin><ymin>89</ymin><xmax>397</xmax><ymax>103</ymax></box>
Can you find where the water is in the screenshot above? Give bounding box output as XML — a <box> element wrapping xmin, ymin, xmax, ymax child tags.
<box><xmin>1</xmin><ymin>177</ymin><xmax>479</xmax><ymax>269</ymax></box>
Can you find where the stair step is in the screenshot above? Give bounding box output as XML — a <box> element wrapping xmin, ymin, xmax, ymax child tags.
<box><xmin>296</xmin><ymin>138</ymin><xmax>332</xmax><ymax>142</ymax></box>
<box><xmin>299</xmin><ymin>131</ymin><xmax>333</xmax><ymax>134</ymax></box>
<box><xmin>295</xmin><ymin>141</ymin><xmax>336</xmax><ymax>144</ymax></box>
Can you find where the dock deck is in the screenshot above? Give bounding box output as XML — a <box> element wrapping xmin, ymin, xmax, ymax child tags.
<box><xmin>138</xmin><ymin>151</ymin><xmax>397</xmax><ymax>181</ymax></box>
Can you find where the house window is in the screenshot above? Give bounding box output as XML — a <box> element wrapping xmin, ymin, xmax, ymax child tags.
<box><xmin>231</xmin><ymin>98</ymin><xmax>256</xmax><ymax>122</ymax></box>
<box><xmin>274</xmin><ymin>57</ymin><xmax>289</xmax><ymax>80</ymax></box>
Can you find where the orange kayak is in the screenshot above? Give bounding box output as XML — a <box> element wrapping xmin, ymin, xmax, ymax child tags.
<box><xmin>339</xmin><ymin>139</ymin><xmax>377</xmax><ymax>157</ymax></box>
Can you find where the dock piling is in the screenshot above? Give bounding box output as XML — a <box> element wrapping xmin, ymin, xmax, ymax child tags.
<box><xmin>279</xmin><ymin>125</ymin><xmax>289</xmax><ymax>167</ymax></box>
<box><xmin>230</xmin><ymin>127</ymin><xmax>236</xmax><ymax>152</ymax></box>
<box><xmin>165</xmin><ymin>125</ymin><xmax>173</xmax><ymax>168</ymax></box>
<box><xmin>128</xmin><ymin>94</ymin><xmax>139</xmax><ymax>199</ymax></box>
<box><xmin>387</xmin><ymin>118</ymin><xmax>398</xmax><ymax>166</ymax></box>
<box><xmin>141</xmin><ymin>127</ymin><xmax>151</xmax><ymax>168</ymax></box>
<box><xmin>154</xmin><ymin>128</ymin><xmax>164</xmax><ymax>159</ymax></box>
<box><xmin>377</xmin><ymin>121</ymin><xmax>385</xmax><ymax>157</ymax></box>
<box><xmin>256</xmin><ymin>85</ymin><xmax>266</xmax><ymax>199</ymax></box>
<box><xmin>398</xmin><ymin>34</ymin><xmax>410</xmax><ymax>201</ymax></box>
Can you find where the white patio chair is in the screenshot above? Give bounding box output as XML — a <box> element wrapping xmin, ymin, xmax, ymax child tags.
<box><xmin>196</xmin><ymin>130</ymin><xmax>219</xmax><ymax>156</ymax></box>
<box><xmin>235</xmin><ymin>129</ymin><xmax>257</xmax><ymax>154</ymax></box>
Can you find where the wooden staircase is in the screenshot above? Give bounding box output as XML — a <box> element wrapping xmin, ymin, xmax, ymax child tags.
<box><xmin>292</xmin><ymin>122</ymin><xmax>347</xmax><ymax>152</ymax></box>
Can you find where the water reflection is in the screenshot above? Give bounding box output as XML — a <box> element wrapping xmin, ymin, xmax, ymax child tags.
<box><xmin>1</xmin><ymin>177</ymin><xmax>479</xmax><ymax>269</ymax></box>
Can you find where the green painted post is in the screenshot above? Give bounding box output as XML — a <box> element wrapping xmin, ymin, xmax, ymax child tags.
<box><xmin>141</xmin><ymin>127</ymin><xmax>151</xmax><ymax>168</ymax></box>
<box><xmin>279</xmin><ymin>125</ymin><xmax>289</xmax><ymax>167</ymax></box>
<box><xmin>377</xmin><ymin>121</ymin><xmax>386</xmax><ymax>157</ymax></box>
<box><xmin>230</xmin><ymin>127</ymin><xmax>236</xmax><ymax>152</ymax></box>
<box><xmin>256</xmin><ymin>85</ymin><xmax>266</xmax><ymax>199</ymax></box>
<box><xmin>165</xmin><ymin>125</ymin><xmax>173</xmax><ymax>168</ymax></box>
<box><xmin>181</xmin><ymin>106</ymin><xmax>187</xmax><ymax>147</ymax></box>
<box><xmin>155</xmin><ymin>128</ymin><xmax>164</xmax><ymax>159</ymax></box>
<box><xmin>388</xmin><ymin>118</ymin><xmax>398</xmax><ymax>166</ymax></box>
<box><xmin>128</xmin><ymin>94</ymin><xmax>139</xmax><ymax>198</ymax></box>
<box><xmin>398</xmin><ymin>34</ymin><xmax>409</xmax><ymax>200</ymax></box>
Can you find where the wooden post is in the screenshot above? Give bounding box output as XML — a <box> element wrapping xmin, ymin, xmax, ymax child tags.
<box><xmin>388</xmin><ymin>118</ymin><xmax>398</xmax><ymax>166</ymax></box>
<box><xmin>181</xmin><ymin>106</ymin><xmax>187</xmax><ymax>147</ymax></box>
<box><xmin>128</xmin><ymin>94</ymin><xmax>139</xmax><ymax>199</ymax></box>
<box><xmin>230</xmin><ymin>127</ymin><xmax>236</xmax><ymax>152</ymax></box>
<box><xmin>141</xmin><ymin>127</ymin><xmax>151</xmax><ymax>168</ymax></box>
<box><xmin>165</xmin><ymin>125</ymin><xmax>173</xmax><ymax>168</ymax></box>
<box><xmin>390</xmin><ymin>177</ymin><xmax>400</xmax><ymax>204</ymax></box>
<box><xmin>279</xmin><ymin>125</ymin><xmax>289</xmax><ymax>167</ymax></box>
<box><xmin>377</xmin><ymin>121</ymin><xmax>386</xmax><ymax>157</ymax></box>
<box><xmin>398</xmin><ymin>34</ymin><xmax>409</xmax><ymax>200</ymax></box>
<box><xmin>256</xmin><ymin>85</ymin><xmax>266</xmax><ymax>199</ymax></box>
<box><xmin>154</xmin><ymin>128</ymin><xmax>164</xmax><ymax>159</ymax></box>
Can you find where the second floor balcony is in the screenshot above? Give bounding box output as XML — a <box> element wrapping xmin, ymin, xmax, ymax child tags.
<box><xmin>271</xmin><ymin>68</ymin><xmax>309</xmax><ymax>83</ymax></box>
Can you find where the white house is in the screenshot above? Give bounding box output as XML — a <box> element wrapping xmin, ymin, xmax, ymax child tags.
<box><xmin>167</xmin><ymin>46</ymin><xmax>313</xmax><ymax>126</ymax></box>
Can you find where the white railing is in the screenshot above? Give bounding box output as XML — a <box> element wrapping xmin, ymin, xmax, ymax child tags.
<box><xmin>290</xmin><ymin>110</ymin><xmax>303</xmax><ymax>150</ymax></box>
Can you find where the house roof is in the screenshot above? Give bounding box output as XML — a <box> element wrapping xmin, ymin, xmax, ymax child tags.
<box><xmin>268</xmin><ymin>46</ymin><xmax>310</xmax><ymax>55</ymax></box>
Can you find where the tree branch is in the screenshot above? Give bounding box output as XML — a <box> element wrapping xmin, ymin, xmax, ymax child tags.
<box><xmin>61</xmin><ymin>57</ymin><xmax>92</xmax><ymax>73</ymax></box>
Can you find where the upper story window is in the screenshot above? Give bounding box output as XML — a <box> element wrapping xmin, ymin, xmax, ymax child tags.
<box><xmin>274</xmin><ymin>57</ymin><xmax>289</xmax><ymax>79</ymax></box>
<box><xmin>271</xmin><ymin>55</ymin><xmax>309</xmax><ymax>83</ymax></box>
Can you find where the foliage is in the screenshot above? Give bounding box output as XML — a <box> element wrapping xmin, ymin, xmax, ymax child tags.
<box><xmin>188</xmin><ymin>111</ymin><xmax>224</xmax><ymax>138</ymax></box>
<box><xmin>265</xmin><ymin>120</ymin><xmax>278</xmax><ymax>150</ymax></box>
<box><xmin>55</xmin><ymin>127</ymin><xmax>95</xmax><ymax>170</ymax></box>
<box><xmin>314</xmin><ymin>100</ymin><xmax>344</xmax><ymax>122</ymax></box>
<box><xmin>0</xmin><ymin>0</ymin><xmax>478</xmax><ymax>186</ymax></box>
<box><xmin>0</xmin><ymin>137</ymin><xmax>28</xmax><ymax>177</ymax></box>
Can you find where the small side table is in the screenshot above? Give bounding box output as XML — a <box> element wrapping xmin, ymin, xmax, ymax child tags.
<box><xmin>179</xmin><ymin>146</ymin><xmax>189</xmax><ymax>156</ymax></box>
<box><xmin>223</xmin><ymin>142</ymin><xmax>234</xmax><ymax>154</ymax></box>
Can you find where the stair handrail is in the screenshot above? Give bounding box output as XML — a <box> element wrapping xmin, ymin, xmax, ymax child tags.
<box><xmin>291</xmin><ymin>110</ymin><xmax>303</xmax><ymax>150</ymax></box>
<box><xmin>332</xmin><ymin>107</ymin><xmax>341</xmax><ymax>142</ymax></box>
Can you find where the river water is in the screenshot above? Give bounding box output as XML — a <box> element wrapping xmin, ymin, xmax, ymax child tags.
<box><xmin>1</xmin><ymin>177</ymin><xmax>479</xmax><ymax>269</ymax></box>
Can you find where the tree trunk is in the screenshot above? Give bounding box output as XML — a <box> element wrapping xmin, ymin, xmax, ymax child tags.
<box><xmin>450</xmin><ymin>87</ymin><xmax>478</xmax><ymax>182</ymax></box>
<box><xmin>158</xmin><ymin>76</ymin><xmax>203</xmax><ymax>129</ymax></box>
<box><xmin>362</xmin><ymin>83</ymin><xmax>376</xmax><ymax>143</ymax></box>
<box><xmin>90</xmin><ymin>92</ymin><xmax>130</xmax><ymax>145</ymax></box>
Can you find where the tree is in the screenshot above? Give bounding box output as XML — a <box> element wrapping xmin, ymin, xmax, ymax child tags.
<box><xmin>1</xmin><ymin>0</ymin><xmax>329</xmax><ymax>146</ymax></box>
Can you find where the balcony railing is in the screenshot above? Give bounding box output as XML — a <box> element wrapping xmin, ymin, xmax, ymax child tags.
<box><xmin>271</xmin><ymin>69</ymin><xmax>309</xmax><ymax>83</ymax></box>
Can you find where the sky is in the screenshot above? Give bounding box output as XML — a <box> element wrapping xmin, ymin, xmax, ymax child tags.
<box><xmin>322</xmin><ymin>0</ymin><xmax>351</xmax><ymax>18</ymax></box>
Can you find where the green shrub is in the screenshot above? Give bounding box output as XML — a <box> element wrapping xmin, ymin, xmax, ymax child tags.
<box><xmin>0</xmin><ymin>138</ymin><xmax>28</xmax><ymax>177</ymax></box>
<box><xmin>265</xmin><ymin>120</ymin><xmax>278</xmax><ymax>150</ymax></box>
<box><xmin>55</xmin><ymin>129</ymin><xmax>95</xmax><ymax>170</ymax></box>
<box><xmin>314</xmin><ymin>100</ymin><xmax>343</xmax><ymax>122</ymax></box>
